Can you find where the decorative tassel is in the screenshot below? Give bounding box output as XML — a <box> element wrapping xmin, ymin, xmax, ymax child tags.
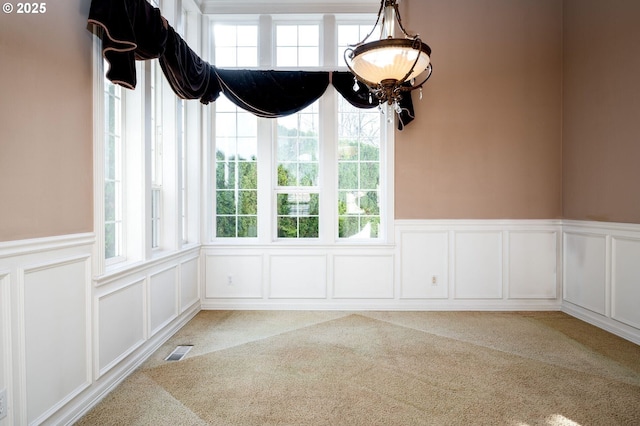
<box><xmin>419</xmin><ymin>87</ymin><xmax>423</xmax><ymax>100</ymax></box>
<box><xmin>353</xmin><ymin>77</ymin><xmax>359</xmax><ymax>92</ymax></box>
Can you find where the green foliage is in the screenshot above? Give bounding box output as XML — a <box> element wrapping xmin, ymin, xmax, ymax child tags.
<box><xmin>215</xmin><ymin>150</ymin><xmax>258</xmax><ymax>238</ymax></box>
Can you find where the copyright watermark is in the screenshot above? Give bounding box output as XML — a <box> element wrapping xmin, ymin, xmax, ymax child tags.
<box><xmin>3</xmin><ymin>2</ymin><xmax>47</xmax><ymax>14</ymax></box>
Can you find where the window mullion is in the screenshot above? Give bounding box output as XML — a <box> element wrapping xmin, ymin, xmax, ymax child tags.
<box><xmin>259</xmin><ymin>15</ymin><xmax>273</xmax><ymax>67</ymax></box>
<box><xmin>319</xmin><ymin>90</ymin><xmax>337</xmax><ymax>244</ymax></box>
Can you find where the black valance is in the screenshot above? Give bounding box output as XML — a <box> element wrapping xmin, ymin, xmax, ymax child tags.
<box><xmin>215</xmin><ymin>69</ymin><xmax>329</xmax><ymax>118</ymax></box>
<box><xmin>88</xmin><ymin>0</ymin><xmax>168</xmax><ymax>89</ymax></box>
<box><xmin>87</xmin><ymin>0</ymin><xmax>416</xmax><ymax>129</ymax></box>
<box><xmin>159</xmin><ymin>26</ymin><xmax>221</xmax><ymax>104</ymax></box>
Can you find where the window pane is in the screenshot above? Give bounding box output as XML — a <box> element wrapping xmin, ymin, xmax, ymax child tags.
<box><xmin>277</xmin><ymin>139</ymin><xmax>298</xmax><ymax>162</ymax></box>
<box><xmin>337</xmin><ymin>94</ymin><xmax>381</xmax><ymax>240</ymax></box>
<box><xmin>277</xmin><ymin>26</ymin><xmax>297</xmax><ymax>45</ymax></box>
<box><xmin>277</xmin><ymin>163</ymin><xmax>298</xmax><ymax>186</ymax></box>
<box><xmin>276</xmin><ymin>103</ymin><xmax>319</xmax><ymax>190</ymax></box>
<box><xmin>298</xmin><ymin>47</ymin><xmax>319</xmax><ymax>67</ymax></box>
<box><xmin>215</xmin><ymin>48</ymin><xmax>237</xmax><ymax>67</ymax></box>
<box><xmin>299</xmin><ymin>163</ymin><xmax>318</xmax><ymax>186</ymax></box>
<box><xmin>213</xmin><ymin>59</ymin><xmax>258</xmax><ymax>238</ymax></box>
<box><xmin>213</xmin><ymin>24</ymin><xmax>257</xmax><ymax>67</ymax></box>
<box><xmin>299</xmin><ymin>217</ymin><xmax>319</xmax><ymax>238</ymax></box>
<box><xmin>217</xmin><ymin>216</ymin><xmax>236</xmax><ymax>238</ymax></box>
<box><xmin>216</xmin><ymin>190</ymin><xmax>236</xmax><ymax>215</ymax></box>
<box><xmin>238</xmin><ymin>162</ymin><xmax>257</xmax><ymax>189</ymax></box>
<box><xmin>277</xmin><ymin>47</ymin><xmax>298</xmax><ymax>67</ymax></box>
<box><xmin>277</xmin><ymin>217</ymin><xmax>297</xmax><ymax>238</ymax></box>
<box><xmin>298</xmin><ymin>25</ymin><xmax>319</xmax><ymax>46</ymax></box>
<box><xmin>237</xmin><ymin>47</ymin><xmax>258</xmax><ymax>67</ymax></box>
<box><xmin>216</xmin><ymin>161</ymin><xmax>236</xmax><ymax>189</ymax></box>
<box><xmin>237</xmin><ymin>26</ymin><xmax>257</xmax><ymax>46</ymax></box>
<box><xmin>276</xmin><ymin>192</ymin><xmax>319</xmax><ymax>239</ymax></box>
<box><xmin>238</xmin><ymin>216</ymin><xmax>257</xmax><ymax>238</ymax></box>
<box><xmin>214</xmin><ymin>25</ymin><xmax>237</xmax><ymax>46</ymax></box>
<box><xmin>360</xmin><ymin>162</ymin><xmax>380</xmax><ymax>189</ymax></box>
<box><xmin>105</xmin><ymin>222</ymin><xmax>116</xmax><ymax>259</ymax></box>
<box><xmin>338</xmin><ymin>163</ymin><xmax>357</xmax><ymax>189</ymax></box>
<box><xmin>103</xmin><ymin>76</ymin><xmax>123</xmax><ymax>259</ymax></box>
<box><xmin>238</xmin><ymin>190</ymin><xmax>257</xmax><ymax>215</ymax></box>
<box><xmin>276</xmin><ymin>24</ymin><xmax>319</xmax><ymax>67</ymax></box>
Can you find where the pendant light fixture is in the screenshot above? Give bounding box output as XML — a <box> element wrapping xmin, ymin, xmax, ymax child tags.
<box><xmin>344</xmin><ymin>0</ymin><xmax>432</xmax><ymax>113</ymax></box>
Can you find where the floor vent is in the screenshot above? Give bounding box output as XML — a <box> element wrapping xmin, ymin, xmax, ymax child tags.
<box><xmin>165</xmin><ymin>345</ymin><xmax>193</xmax><ymax>361</ymax></box>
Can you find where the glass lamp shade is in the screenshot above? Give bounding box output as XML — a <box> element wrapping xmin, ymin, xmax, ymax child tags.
<box><xmin>350</xmin><ymin>38</ymin><xmax>431</xmax><ymax>86</ymax></box>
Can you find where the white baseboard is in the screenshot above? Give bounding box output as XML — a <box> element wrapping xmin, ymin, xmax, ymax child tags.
<box><xmin>562</xmin><ymin>220</ymin><xmax>640</xmax><ymax>346</ymax></box>
<box><xmin>562</xmin><ymin>302</ymin><xmax>640</xmax><ymax>346</ymax></box>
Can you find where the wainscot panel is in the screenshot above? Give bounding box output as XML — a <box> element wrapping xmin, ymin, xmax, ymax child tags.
<box><xmin>562</xmin><ymin>221</ymin><xmax>640</xmax><ymax>345</ymax></box>
<box><xmin>23</xmin><ymin>255</ymin><xmax>91</xmax><ymax>425</ymax></box>
<box><xmin>333</xmin><ymin>255</ymin><xmax>395</xmax><ymax>299</ymax></box>
<box><xmin>508</xmin><ymin>231</ymin><xmax>558</xmax><ymax>299</ymax></box>
<box><xmin>150</xmin><ymin>267</ymin><xmax>179</xmax><ymax>336</ymax></box>
<box><xmin>563</xmin><ymin>232</ymin><xmax>607</xmax><ymax>314</ymax></box>
<box><xmin>454</xmin><ymin>232</ymin><xmax>503</xmax><ymax>299</ymax></box>
<box><xmin>180</xmin><ymin>257</ymin><xmax>200</xmax><ymax>311</ymax></box>
<box><xmin>269</xmin><ymin>255</ymin><xmax>327</xmax><ymax>299</ymax></box>
<box><xmin>97</xmin><ymin>279</ymin><xmax>145</xmax><ymax>377</ymax></box>
<box><xmin>205</xmin><ymin>254</ymin><xmax>263</xmax><ymax>299</ymax></box>
<box><xmin>612</xmin><ymin>237</ymin><xmax>640</xmax><ymax>329</ymax></box>
<box><xmin>399</xmin><ymin>231</ymin><xmax>449</xmax><ymax>299</ymax></box>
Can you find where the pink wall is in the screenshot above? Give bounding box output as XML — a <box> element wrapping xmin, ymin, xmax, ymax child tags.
<box><xmin>2</xmin><ymin>0</ymin><xmax>638</xmax><ymax>243</ymax></box>
<box><xmin>562</xmin><ymin>0</ymin><xmax>640</xmax><ymax>223</ymax></box>
<box><xmin>395</xmin><ymin>0</ymin><xmax>562</xmax><ymax>219</ymax></box>
<box><xmin>0</xmin><ymin>1</ymin><xmax>94</xmax><ymax>241</ymax></box>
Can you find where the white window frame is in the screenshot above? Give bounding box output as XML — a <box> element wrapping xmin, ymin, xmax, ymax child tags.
<box><xmin>208</xmin><ymin>11</ymin><xmax>395</xmax><ymax>245</ymax></box>
<box><xmin>92</xmin><ymin>0</ymin><xmax>199</xmax><ymax>276</ymax></box>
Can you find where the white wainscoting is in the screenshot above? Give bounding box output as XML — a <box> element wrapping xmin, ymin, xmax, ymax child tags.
<box><xmin>1</xmin><ymin>220</ymin><xmax>638</xmax><ymax>424</ymax></box>
<box><xmin>0</xmin><ymin>235</ymin><xmax>201</xmax><ymax>425</ymax></box>
<box><xmin>562</xmin><ymin>221</ymin><xmax>640</xmax><ymax>345</ymax></box>
<box><xmin>202</xmin><ymin>220</ymin><xmax>562</xmax><ymax>310</ymax></box>
<box><xmin>397</xmin><ymin>220</ymin><xmax>561</xmax><ymax>310</ymax></box>
<box><xmin>201</xmin><ymin>246</ymin><xmax>396</xmax><ymax>309</ymax></box>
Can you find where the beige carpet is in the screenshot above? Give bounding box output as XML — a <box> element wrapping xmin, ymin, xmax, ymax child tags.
<box><xmin>76</xmin><ymin>311</ymin><xmax>640</xmax><ymax>425</ymax></box>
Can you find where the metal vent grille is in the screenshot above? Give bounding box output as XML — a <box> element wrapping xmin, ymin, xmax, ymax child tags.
<box><xmin>165</xmin><ymin>345</ymin><xmax>193</xmax><ymax>361</ymax></box>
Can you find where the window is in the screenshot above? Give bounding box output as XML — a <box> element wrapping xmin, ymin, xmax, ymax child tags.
<box><xmin>104</xmin><ymin>73</ymin><xmax>123</xmax><ymax>260</ymax></box>
<box><xmin>215</xmin><ymin>97</ymin><xmax>259</xmax><ymax>238</ymax></box>
<box><xmin>150</xmin><ymin>60</ymin><xmax>163</xmax><ymax>249</ymax></box>
<box><xmin>211</xmin><ymin>15</ymin><xmax>391</xmax><ymax>243</ymax></box>
<box><xmin>93</xmin><ymin>0</ymin><xmax>194</xmax><ymax>273</ymax></box>
<box><xmin>276</xmin><ymin>24</ymin><xmax>319</xmax><ymax>67</ymax></box>
<box><xmin>213</xmin><ymin>23</ymin><xmax>259</xmax><ymax>239</ymax></box>
<box><xmin>337</xmin><ymin>96</ymin><xmax>381</xmax><ymax>238</ymax></box>
<box><xmin>276</xmin><ymin>102</ymin><xmax>320</xmax><ymax>238</ymax></box>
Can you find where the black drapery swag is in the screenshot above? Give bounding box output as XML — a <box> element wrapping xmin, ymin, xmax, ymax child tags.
<box><xmin>87</xmin><ymin>0</ymin><xmax>415</xmax><ymax>129</ymax></box>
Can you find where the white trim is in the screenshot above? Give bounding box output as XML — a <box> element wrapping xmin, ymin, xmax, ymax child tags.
<box><xmin>562</xmin><ymin>302</ymin><xmax>640</xmax><ymax>346</ymax></box>
<box><xmin>0</xmin><ymin>233</ymin><xmax>94</xmax><ymax>259</ymax></box>
<box><xmin>200</xmin><ymin>2</ymin><xmax>378</xmax><ymax>15</ymax></box>
<box><xmin>561</xmin><ymin>219</ymin><xmax>640</xmax><ymax>346</ymax></box>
